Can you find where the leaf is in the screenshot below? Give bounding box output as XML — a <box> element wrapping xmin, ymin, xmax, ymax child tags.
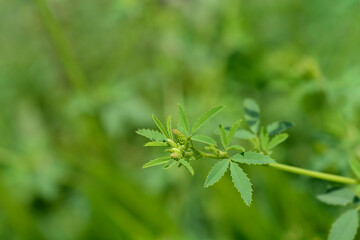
<box><xmin>244</xmin><ymin>98</ymin><xmax>260</xmax><ymax>134</ymax></box>
<box><xmin>192</xmin><ymin>105</ymin><xmax>224</xmax><ymax>134</ymax></box>
<box><xmin>167</xmin><ymin>115</ymin><xmax>173</xmax><ymax>139</ymax></box>
<box><xmin>204</xmin><ymin>159</ymin><xmax>230</xmax><ymax>187</ymax></box>
<box><xmin>144</xmin><ymin>141</ymin><xmax>168</xmax><ymax>147</ymax></box>
<box><xmin>136</xmin><ymin>129</ymin><xmax>167</xmax><ymax>142</ymax></box>
<box><xmin>328</xmin><ymin>209</ymin><xmax>359</xmax><ymax>240</ymax></box>
<box><xmin>152</xmin><ymin>114</ymin><xmax>170</xmax><ymax>138</ymax></box>
<box><xmin>232</xmin><ymin>152</ymin><xmax>275</xmax><ymax>165</ymax></box>
<box><xmin>317</xmin><ymin>188</ymin><xmax>356</xmax><ymax>206</ymax></box>
<box><xmin>267</xmin><ymin>121</ymin><xmax>293</xmax><ymax>136</ymax></box>
<box><xmin>219</xmin><ymin>125</ymin><xmax>227</xmax><ymax>148</ymax></box>
<box><xmin>178</xmin><ymin>104</ymin><xmax>190</xmax><ymax>136</ymax></box>
<box><xmin>143</xmin><ymin>157</ymin><xmax>171</xmax><ymax>168</ymax></box>
<box><xmin>234</xmin><ymin>129</ymin><xmax>255</xmax><ymax>139</ymax></box>
<box><xmin>268</xmin><ymin>133</ymin><xmax>288</xmax><ymax>150</ymax></box>
<box><xmin>179</xmin><ymin>159</ymin><xmax>194</xmax><ymax>175</ymax></box>
<box><xmin>163</xmin><ymin>159</ymin><xmax>177</xmax><ymax>169</ymax></box>
<box><xmin>227</xmin><ymin>120</ymin><xmax>242</xmax><ymax>146</ymax></box>
<box><xmin>227</xmin><ymin>145</ymin><xmax>245</xmax><ymax>152</ymax></box>
<box><xmin>230</xmin><ymin>162</ymin><xmax>253</xmax><ymax>206</ymax></box>
<box><xmin>350</xmin><ymin>159</ymin><xmax>360</xmax><ymax>179</ymax></box>
<box><xmin>260</xmin><ymin>127</ymin><xmax>269</xmax><ymax>151</ymax></box>
<box><xmin>191</xmin><ymin>135</ymin><xmax>217</xmax><ymax>145</ymax></box>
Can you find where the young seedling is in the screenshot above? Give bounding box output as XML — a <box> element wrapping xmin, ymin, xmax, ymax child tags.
<box><xmin>137</xmin><ymin>99</ymin><xmax>360</xmax><ymax>240</ymax></box>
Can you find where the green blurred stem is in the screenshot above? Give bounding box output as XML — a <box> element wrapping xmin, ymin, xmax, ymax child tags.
<box><xmin>198</xmin><ymin>151</ymin><xmax>219</xmax><ymax>159</ymax></box>
<box><xmin>268</xmin><ymin>163</ymin><xmax>358</xmax><ymax>185</ymax></box>
<box><xmin>34</xmin><ymin>0</ymin><xmax>88</xmax><ymax>90</ymax></box>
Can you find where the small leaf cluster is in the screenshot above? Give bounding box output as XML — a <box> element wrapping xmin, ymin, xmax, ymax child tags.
<box><xmin>137</xmin><ymin>99</ymin><xmax>291</xmax><ymax>206</ymax></box>
<box><xmin>316</xmin><ymin>159</ymin><xmax>360</xmax><ymax>240</ymax></box>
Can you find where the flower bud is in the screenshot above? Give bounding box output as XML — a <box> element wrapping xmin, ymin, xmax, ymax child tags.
<box><xmin>173</xmin><ymin>129</ymin><xmax>187</xmax><ymax>144</ymax></box>
<box><xmin>179</xmin><ymin>145</ymin><xmax>186</xmax><ymax>151</ymax></box>
<box><xmin>167</xmin><ymin>139</ymin><xmax>177</xmax><ymax>148</ymax></box>
<box><xmin>170</xmin><ymin>152</ymin><xmax>182</xmax><ymax>159</ymax></box>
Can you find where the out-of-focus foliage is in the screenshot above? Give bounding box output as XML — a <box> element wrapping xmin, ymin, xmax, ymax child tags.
<box><xmin>1</xmin><ymin>0</ymin><xmax>360</xmax><ymax>239</ymax></box>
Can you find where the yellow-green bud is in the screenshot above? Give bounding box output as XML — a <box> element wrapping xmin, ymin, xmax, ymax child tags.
<box><xmin>170</xmin><ymin>148</ymin><xmax>181</xmax><ymax>153</ymax></box>
<box><xmin>170</xmin><ymin>152</ymin><xmax>182</xmax><ymax>159</ymax></box>
<box><xmin>179</xmin><ymin>145</ymin><xmax>186</xmax><ymax>151</ymax></box>
<box><xmin>173</xmin><ymin>129</ymin><xmax>187</xmax><ymax>144</ymax></box>
<box><xmin>167</xmin><ymin>139</ymin><xmax>177</xmax><ymax>148</ymax></box>
<box><xmin>219</xmin><ymin>151</ymin><xmax>227</xmax><ymax>158</ymax></box>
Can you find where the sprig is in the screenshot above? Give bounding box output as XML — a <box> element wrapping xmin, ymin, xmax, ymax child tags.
<box><xmin>137</xmin><ymin>99</ymin><xmax>360</xmax><ymax>240</ymax></box>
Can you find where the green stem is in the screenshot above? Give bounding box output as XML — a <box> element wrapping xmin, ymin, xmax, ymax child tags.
<box><xmin>34</xmin><ymin>0</ymin><xmax>88</xmax><ymax>90</ymax></box>
<box><xmin>197</xmin><ymin>151</ymin><xmax>219</xmax><ymax>159</ymax></box>
<box><xmin>268</xmin><ymin>163</ymin><xmax>358</xmax><ymax>185</ymax></box>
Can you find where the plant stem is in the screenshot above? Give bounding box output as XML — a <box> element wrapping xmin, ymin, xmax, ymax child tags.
<box><xmin>197</xmin><ymin>151</ymin><xmax>219</xmax><ymax>159</ymax></box>
<box><xmin>268</xmin><ymin>163</ymin><xmax>358</xmax><ymax>185</ymax></box>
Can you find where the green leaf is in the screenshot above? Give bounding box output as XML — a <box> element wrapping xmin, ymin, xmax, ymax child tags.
<box><xmin>167</xmin><ymin>115</ymin><xmax>173</xmax><ymax>139</ymax></box>
<box><xmin>268</xmin><ymin>133</ymin><xmax>288</xmax><ymax>150</ymax></box>
<box><xmin>350</xmin><ymin>159</ymin><xmax>360</xmax><ymax>179</ymax></box>
<box><xmin>192</xmin><ymin>105</ymin><xmax>224</xmax><ymax>134</ymax></box>
<box><xmin>329</xmin><ymin>209</ymin><xmax>359</xmax><ymax>240</ymax></box>
<box><xmin>179</xmin><ymin>159</ymin><xmax>194</xmax><ymax>175</ymax></box>
<box><xmin>227</xmin><ymin>145</ymin><xmax>245</xmax><ymax>152</ymax></box>
<box><xmin>260</xmin><ymin>127</ymin><xmax>269</xmax><ymax>151</ymax></box>
<box><xmin>234</xmin><ymin>129</ymin><xmax>255</xmax><ymax>139</ymax></box>
<box><xmin>177</xmin><ymin>104</ymin><xmax>190</xmax><ymax>136</ymax></box>
<box><xmin>244</xmin><ymin>98</ymin><xmax>260</xmax><ymax>134</ymax></box>
<box><xmin>191</xmin><ymin>135</ymin><xmax>217</xmax><ymax>145</ymax></box>
<box><xmin>317</xmin><ymin>188</ymin><xmax>356</xmax><ymax>206</ymax></box>
<box><xmin>136</xmin><ymin>129</ymin><xmax>167</xmax><ymax>142</ymax></box>
<box><xmin>163</xmin><ymin>159</ymin><xmax>177</xmax><ymax>169</ymax></box>
<box><xmin>267</xmin><ymin>121</ymin><xmax>293</xmax><ymax>136</ymax></box>
<box><xmin>230</xmin><ymin>162</ymin><xmax>253</xmax><ymax>206</ymax></box>
<box><xmin>204</xmin><ymin>159</ymin><xmax>230</xmax><ymax>187</ymax></box>
<box><xmin>232</xmin><ymin>152</ymin><xmax>275</xmax><ymax>165</ymax></box>
<box><xmin>227</xmin><ymin>120</ymin><xmax>242</xmax><ymax>146</ymax></box>
<box><xmin>219</xmin><ymin>125</ymin><xmax>227</xmax><ymax>148</ymax></box>
<box><xmin>143</xmin><ymin>157</ymin><xmax>171</xmax><ymax>168</ymax></box>
<box><xmin>152</xmin><ymin>114</ymin><xmax>170</xmax><ymax>138</ymax></box>
<box><xmin>144</xmin><ymin>141</ymin><xmax>168</xmax><ymax>147</ymax></box>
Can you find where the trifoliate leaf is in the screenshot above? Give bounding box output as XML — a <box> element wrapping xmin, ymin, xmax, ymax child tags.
<box><xmin>219</xmin><ymin>125</ymin><xmax>227</xmax><ymax>148</ymax></box>
<box><xmin>268</xmin><ymin>133</ymin><xmax>288</xmax><ymax>150</ymax></box>
<box><xmin>152</xmin><ymin>114</ymin><xmax>170</xmax><ymax>138</ymax></box>
<box><xmin>328</xmin><ymin>209</ymin><xmax>359</xmax><ymax>240</ymax></box>
<box><xmin>267</xmin><ymin>121</ymin><xmax>293</xmax><ymax>136</ymax></box>
<box><xmin>227</xmin><ymin>145</ymin><xmax>245</xmax><ymax>152</ymax></box>
<box><xmin>144</xmin><ymin>141</ymin><xmax>168</xmax><ymax>147</ymax></box>
<box><xmin>167</xmin><ymin>115</ymin><xmax>173</xmax><ymax>139</ymax></box>
<box><xmin>143</xmin><ymin>157</ymin><xmax>171</xmax><ymax>168</ymax></box>
<box><xmin>177</xmin><ymin>104</ymin><xmax>190</xmax><ymax>136</ymax></box>
<box><xmin>232</xmin><ymin>152</ymin><xmax>275</xmax><ymax>165</ymax></box>
<box><xmin>350</xmin><ymin>159</ymin><xmax>360</xmax><ymax>179</ymax></box>
<box><xmin>136</xmin><ymin>129</ymin><xmax>167</xmax><ymax>142</ymax></box>
<box><xmin>227</xmin><ymin>120</ymin><xmax>242</xmax><ymax>146</ymax></box>
<box><xmin>234</xmin><ymin>129</ymin><xmax>255</xmax><ymax>139</ymax></box>
<box><xmin>191</xmin><ymin>135</ymin><xmax>217</xmax><ymax>145</ymax></box>
<box><xmin>260</xmin><ymin>127</ymin><xmax>269</xmax><ymax>151</ymax></box>
<box><xmin>230</xmin><ymin>162</ymin><xmax>253</xmax><ymax>206</ymax></box>
<box><xmin>244</xmin><ymin>98</ymin><xmax>260</xmax><ymax>134</ymax></box>
<box><xmin>204</xmin><ymin>159</ymin><xmax>229</xmax><ymax>187</ymax></box>
<box><xmin>192</xmin><ymin>105</ymin><xmax>224</xmax><ymax>134</ymax></box>
<box><xmin>317</xmin><ymin>188</ymin><xmax>356</xmax><ymax>206</ymax></box>
<box><xmin>179</xmin><ymin>159</ymin><xmax>194</xmax><ymax>175</ymax></box>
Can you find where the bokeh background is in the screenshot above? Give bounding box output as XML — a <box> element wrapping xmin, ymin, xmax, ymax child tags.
<box><xmin>1</xmin><ymin>0</ymin><xmax>360</xmax><ymax>239</ymax></box>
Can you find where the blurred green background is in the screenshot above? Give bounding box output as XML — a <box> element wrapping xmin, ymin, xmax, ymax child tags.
<box><xmin>1</xmin><ymin>0</ymin><xmax>360</xmax><ymax>239</ymax></box>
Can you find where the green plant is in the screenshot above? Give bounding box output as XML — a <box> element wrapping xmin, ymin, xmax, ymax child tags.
<box><xmin>137</xmin><ymin>99</ymin><xmax>360</xmax><ymax>240</ymax></box>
